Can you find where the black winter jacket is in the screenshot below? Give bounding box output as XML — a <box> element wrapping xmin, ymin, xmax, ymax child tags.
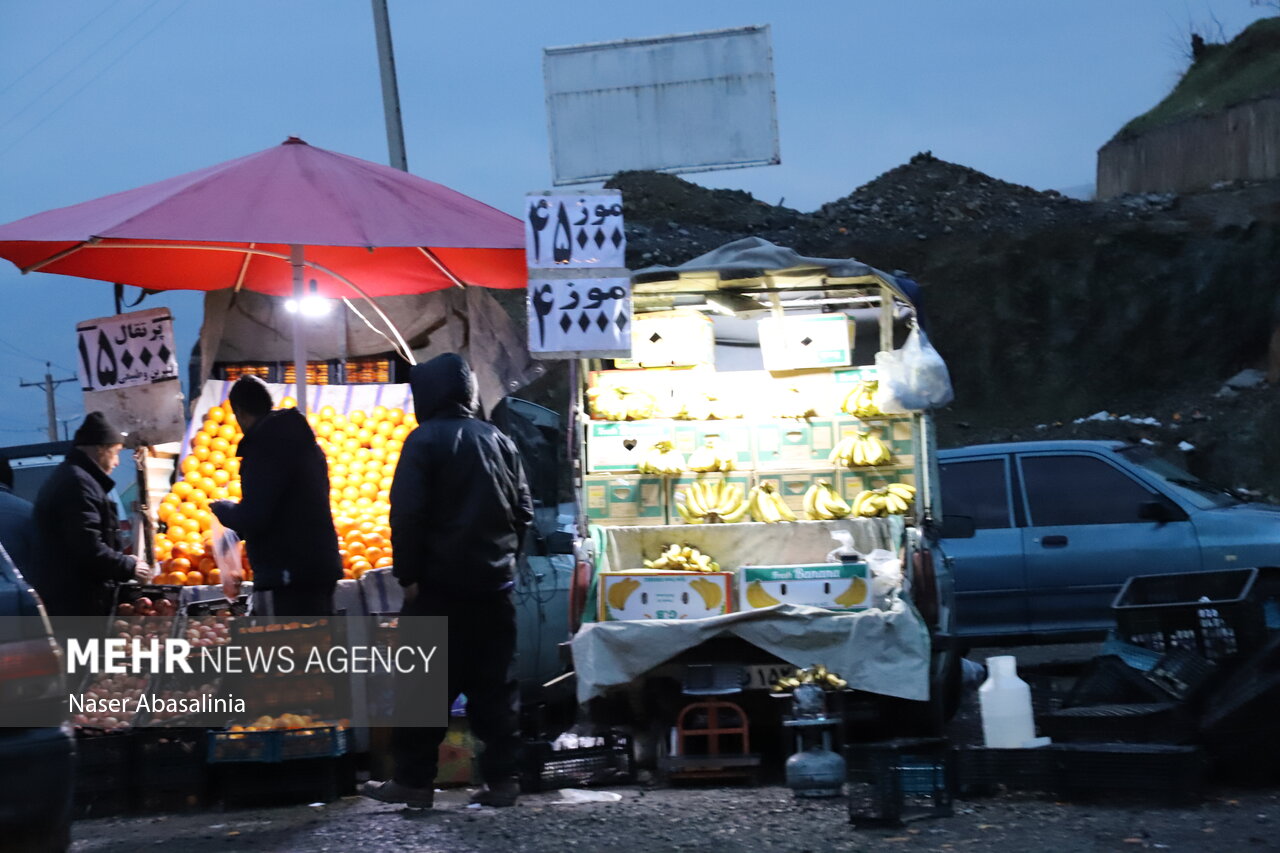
<box><xmin>29</xmin><ymin>448</ymin><xmax>134</xmax><ymax>618</ymax></box>
<box><xmin>390</xmin><ymin>354</ymin><xmax>534</xmax><ymax>598</ymax></box>
<box><xmin>211</xmin><ymin>407</ymin><xmax>342</xmax><ymax>591</ymax></box>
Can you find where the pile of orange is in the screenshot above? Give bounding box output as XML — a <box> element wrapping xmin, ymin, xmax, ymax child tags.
<box><xmin>152</xmin><ymin>397</ymin><xmax>415</xmax><ymax>584</ymax></box>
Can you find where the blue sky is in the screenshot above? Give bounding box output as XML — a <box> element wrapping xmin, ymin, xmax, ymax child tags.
<box><xmin>0</xmin><ymin>1</ymin><xmax>1272</xmax><ymax>441</ymax></box>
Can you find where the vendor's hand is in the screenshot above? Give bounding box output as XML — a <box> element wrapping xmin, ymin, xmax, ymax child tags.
<box><xmin>132</xmin><ymin>558</ymin><xmax>155</xmax><ymax>583</ymax></box>
<box><xmin>402</xmin><ymin>582</ymin><xmax>419</xmax><ymax>604</ymax></box>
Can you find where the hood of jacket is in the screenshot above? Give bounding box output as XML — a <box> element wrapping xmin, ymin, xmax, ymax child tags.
<box><xmin>410</xmin><ymin>353</ymin><xmax>478</xmax><ymax>421</ymax></box>
<box><xmin>236</xmin><ymin>406</ymin><xmax>316</xmax><ymax>457</ymax></box>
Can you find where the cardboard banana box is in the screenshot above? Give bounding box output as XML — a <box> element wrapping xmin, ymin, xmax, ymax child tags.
<box><xmin>598</xmin><ymin>571</ymin><xmax>734</xmax><ymax>622</ymax></box>
<box><xmin>738</xmin><ymin>562</ymin><xmax>870</xmax><ymax>612</ymax></box>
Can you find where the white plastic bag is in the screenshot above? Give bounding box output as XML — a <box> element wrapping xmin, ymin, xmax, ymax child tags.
<box><xmin>209</xmin><ymin>516</ymin><xmax>244</xmax><ymax>601</ymax></box>
<box><xmin>825</xmin><ymin>529</ymin><xmax>863</xmax><ymax>564</ymax></box>
<box><xmin>875</xmin><ymin>327</ymin><xmax>954</xmax><ymax>411</ymax></box>
<box><xmin>865</xmin><ymin>548</ymin><xmax>903</xmax><ymax>611</ymax></box>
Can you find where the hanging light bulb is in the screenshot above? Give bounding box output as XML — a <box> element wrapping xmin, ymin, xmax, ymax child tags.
<box><xmin>285</xmin><ymin>279</ymin><xmax>332</xmax><ymax>317</ymax></box>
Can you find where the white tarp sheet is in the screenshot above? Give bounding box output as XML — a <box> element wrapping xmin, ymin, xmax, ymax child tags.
<box><xmin>571</xmin><ymin>601</ymin><xmax>930</xmax><ymax>702</ymax></box>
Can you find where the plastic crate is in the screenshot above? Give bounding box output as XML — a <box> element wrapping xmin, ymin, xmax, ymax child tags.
<box><xmin>952</xmin><ymin>746</ymin><xmax>1058</xmax><ymax>796</ymax></box>
<box><xmin>1040</xmin><ymin>702</ymin><xmax>1194</xmax><ymax>744</ymax></box>
<box><xmin>214</xmin><ymin>754</ymin><xmax>354</xmax><ymax>808</ymax></box>
<box><xmin>208</xmin><ymin>724</ymin><xmax>347</xmax><ymax>763</ymax></box>
<box><xmin>72</xmin><ymin>728</ymin><xmax>134</xmax><ymax>818</ymax></box>
<box><xmin>1062</xmin><ymin>656</ymin><xmax>1173</xmax><ymax>708</ymax></box>
<box><xmin>518</xmin><ymin>732</ymin><xmax>633</xmax><ymax>793</ymax></box>
<box><xmin>1112</xmin><ymin>568</ymin><xmax>1266</xmax><ymax>661</ymax></box>
<box><xmin>1144</xmin><ymin>647</ymin><xmax>1218</xmax><ymax>702</ymax></box>
<box><xmin>132</xmin><ymin>728</ymin><xmax>209</xmax><ymax>813</ymax></box>
<box><xmin>846</xmin><ymin>738</ymin><xmax>954</xmax><ymax>828</ymax></box>
<box><xmin>1056</xmin><ymin>743</ymin><xmax>1205</xmax><ymax>804</ymax></box>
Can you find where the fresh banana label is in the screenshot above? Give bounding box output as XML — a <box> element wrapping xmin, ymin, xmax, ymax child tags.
<box><xmin>598</xmin><ymin>572</ymin><xmax>733</xmax><ymax>621</ymax></box>
<box><xmin>738</xmin><ymin>563</ymin><xmax>870</xmax><ymax>612</ymax></box>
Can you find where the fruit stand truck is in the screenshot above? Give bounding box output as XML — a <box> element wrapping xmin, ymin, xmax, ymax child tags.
<box><xmin>564</xmin><ymin>239</ymin><xmax>960</xmax><ymax>769</ymax></box>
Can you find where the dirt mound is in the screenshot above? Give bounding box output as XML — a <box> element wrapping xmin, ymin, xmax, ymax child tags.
<box><xmin>814</xmin><ymin>151</ymin><xmax>1090</xmax><ymax>239</ymax></box>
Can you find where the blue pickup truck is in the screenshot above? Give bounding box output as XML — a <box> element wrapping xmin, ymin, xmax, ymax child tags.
<box><xmin>936</xmin><ymin>440</ymin><xmax>1280</xmax><ymax>645</ymax></box>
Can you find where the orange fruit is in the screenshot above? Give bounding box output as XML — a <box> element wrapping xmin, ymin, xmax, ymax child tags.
<box><xmin>193</xmin><ymin>445</ymin><xmax>211</xmax><ymax>462</ymax></box>
<box><xmin>346</xmin><ymin>540</ymin><xmax>366</xmax><ymax>558</ymax></box>
<box><xmin>170</xmin><ymin>557</ymin><xmax>192</xmax><ymax>573</ymax></box>
<box><xmin>201</xmin><ymin>419</ymin><xmax>219</xmax><ymax>435</ymax></box>
<box><xmin>374</xmin><ymin>556</ymin><xmax>394</xmax><ymax>569</ymax></box>
<box><xmin>350</xmin><ymin>559</ymin><xmax>372</xmax><ymax>578</ymax></box>
<box><xmin>319</xmin><ymin>405</ymin><xmax>337</xmax><ymax>420</ymax></box>
<box><xmin>209</xmin><ymin>450</ymin><xmax>228</xmax><ymax>467</ymax></box>
<box><xmin>391</xmin><ymin>425</ymin><xmax>409</xmax><ymax>442</ymax></box>
<box><xmin>193</xmin><ymin>432</ymin><xmax>212</xmax><ymax>448</ymax></box>
<box><xmin>342</xmin><ymin>568</ymin><xmax>354</xmax><ymax>580</ymax></box>
<box><xmin>219</xmin><ymin>424</ymin><xmax>238</xmax><ymax>442</ymax></box>
<box><xmin>374</xmin><ymin>420</ymin><xmax>393</xmax><ymax>437</ymax></box>
<box><xmin>229</xmin><ymin>481</ymin><xmax>242</xmax><ymax>499</ymax></box>
<box><xmin>387</xmin><ymin>408</ymin><xmax>404</xmax><ymax>425</ymax></box>
<box><xmin>226</xmin><ymin>458</ymin><xmax>240</xmax><ymax>475</ymax></box>
<box><xmin>349</xmin><ymin>410</ymin><xmax>366</xmax><ymax>426</ymax></box>
<box><xmin>194</xmin><ymin>510</ymin><xmax>213</xmax><ymax>531</ymax></box>
<box><xmin>180</xmin><ymin>501</ymin><xmax>199</xmax><ymax>517</ymax></box>
<box><xmin>316</xmin><ymin>422</ymin><xmax>334</xmax><ymax>439</ymax></box>
<box><xmin>207</xmin><ymin>568</ymin><xmax>221</xmax><ymax>585</ymax></box>
<box><xmin>199</xmin><ymin>461</ymin><xmax>217</xmax><ymax>478</ymax></box>
<box><xmin>330</xmin><ymin>430</ymin><xmax>347</xmax><ymax>446</ymax></box>
<box><xmin>365</xmin><ymin>546</ymin><xmax>384</xmax><ymax>563</ymax></box>
<box><xmin>207</xmin><ymin>406</ymin><xmax>226</xmax><ymax>424</ymax></box>
<box><xmin>356</xmin><ymin>428</ymin><xmax>373</xmax><ymax>446</ymax></box>
<box><xmin>198</xmin><ymin>556</ymin><xmax>216</xmax><ymax>574</ymax></box>
<box><xmin>370</xmin><ymin>435</ymin><xmax>388</xmax><ymax>451</ymax></box>
<box><xmin>180</xmin><ymin>455</ymin><xmax>200</xmax><ymax>474</ymax></box>
<box><xmin>213</xmin><ymin>469</ymin><xmax>231</xmax><ymax>486</ymax></box>
<box><xmin>156</xmin><ymin>503</ymin><xmax>175</xmax><ymax>523</ymax></box>
<box><xmin>167</xmin><ymin>571</ymin><xmax>187</xmax><ymax>585</ymax></box>
<box><xmin>186</xmin><ymin>569</ymin><xmax>204</xmax><ymax>586</ymax></box>
<box><xmin>210</xmin><ymin>486</ymin><xmax>229</xmax><ymax>500</ymax></box>
<box><xmin>279</xmin><ymin>396</ymin><xmax>296</xmax><ymax>408</ymax></box>
<box><xmin>210</xmin><ymin>436</ymin><xmax>230</xmax><ymax>454</ymax></box>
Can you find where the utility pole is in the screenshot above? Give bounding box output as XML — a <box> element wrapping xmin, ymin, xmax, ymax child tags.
<box><xmin>371</xmin><ymin>0</ymin><xmax>409</xmax><ymax>172</ymax></box>
<box><xmin>19</xmin><ymin>362</ymin><xmax>77</xmax><ymax>442</ymax></box>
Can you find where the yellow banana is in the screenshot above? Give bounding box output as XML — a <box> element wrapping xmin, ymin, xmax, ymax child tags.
<box><xmin>689</xmin><ymin>577</ymin><xmax>723</xmax><ymax>610</ymax></box>
<box><xmin>745</xmin><ymin>580</ymin><xmax>781</xmax><ymax>608</ymax></box>
<box><xmin>771</xmin><ymin>489</ymin><xmax>796</xmax><ymax>522</ymax></box>
<box><xmin>834</xmin><ymin>577</ymin><xmax>869</xmax><ymax>607</ymax></box>
<box><xmin>803</xmin><ymin>484</ymin><xmax>824</xmax><ymax>520</ymax></box>
<box><xmin>720</xmin><ymin>495</ymin><xmax>750</xmax><ymax>523</ymax></box>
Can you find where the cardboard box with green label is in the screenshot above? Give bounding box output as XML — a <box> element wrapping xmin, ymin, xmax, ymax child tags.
<box><xmin>739</xmin><ymin>562</ymin><xmax>870</xmax><ymax>612</ymax></box>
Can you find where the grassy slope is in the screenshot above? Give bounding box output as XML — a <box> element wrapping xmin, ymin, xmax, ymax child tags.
<box><xmin>1116</xmin><ymin>16</ymin><xmax>1280</xmax><ymax>139</ymax></box>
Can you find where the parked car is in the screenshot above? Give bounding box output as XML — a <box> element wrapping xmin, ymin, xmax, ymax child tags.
<box><xmin>936</xmin><ymin>440</ymin><xmax>1280</xmax><ymax>645</ymax></box>
<box><xmin>0</xmin><ymin>543</ymin><xmax>73</xmax><ymax>852</ymax></box>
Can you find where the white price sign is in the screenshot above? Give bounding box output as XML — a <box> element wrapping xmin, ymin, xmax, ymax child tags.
<box><xmin>76</xmin><ymin>307</ymin><xmax>179</xmax><ymax>392</ymax></box>
<box><xmin>525</xmin><ymin>192</ymin><xmax>626</xmax><ymax>269</ymax></box>
<box><xmin>528</xmin><ymin>277</ymin><xmax>631</xmax><ymax>358</ymax></box>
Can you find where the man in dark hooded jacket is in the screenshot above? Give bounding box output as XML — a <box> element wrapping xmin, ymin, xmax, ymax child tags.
<box><xmin>211</xmin><ymin>375</ymin><xmax>342</xmax><ymax>619</ymax></box>
<box><xmin>30</xmin><ymin>412</ymin><xmax>151</xmax><ymax>628</ymax></box>
<box><xmin>362</xmin><ymin>353</ymin><xmax>533</xmax><ymax>809</ymax></box>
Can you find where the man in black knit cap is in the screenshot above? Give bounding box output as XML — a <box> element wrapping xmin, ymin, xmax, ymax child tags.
<box><xmin>210</xmin><ymin>375</ymin><xmax>342</xmax><ymax>620</ymax></box>
<box><xmin>29</xmin><ymin>411</ymin><xmax>151</xmax><ymax>628</ymax></box>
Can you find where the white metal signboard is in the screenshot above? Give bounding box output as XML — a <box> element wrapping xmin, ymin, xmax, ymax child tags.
<box><xmin>76</xmin><ymin>307</ymin><xmax>179</xmax><ymax>392</ymax></box>
<box><xmin>544</xmin><ymin>25</ymin><xmax>779</xmax><ymax>185</ymax></box>
<box><xmin>525</xmin><ymin>193</ymin><xmax>626</xmax><ymax>269</ymax></box>
<box><xmin>527</xmin><ymin>276</ymin><xmax>631</xmax><ymax>358</ymax></box>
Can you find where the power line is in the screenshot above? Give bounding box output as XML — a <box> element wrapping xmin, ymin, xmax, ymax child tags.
<box><xmin>19</xmin><ymin>363</ymin><xmax>78</xmax><ymax>442</ymax></box>
<box><xmin>0</xmin><ymin>0</ymin><xmax>193</xmax><ymax>157</ymax></box>
<box><xmin>0</xmin><ymin>0</ymin><xmax>165</xmax><ymax>137</ymax></box>
<box><xmin>0</xmin><ymin>0</ymin><xmax>123</xmax><ymax>98</ymax></box>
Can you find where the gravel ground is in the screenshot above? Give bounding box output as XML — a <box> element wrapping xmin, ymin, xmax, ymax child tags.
<box><xmin>70</xmin><ymin>782</ymin><xmax>1280</xmax><ymax>853</ymax></box>
<box><xmin>68</xmin><ymin>643</ymin><xmax>1280</xmax><ymax>852</ymax></box>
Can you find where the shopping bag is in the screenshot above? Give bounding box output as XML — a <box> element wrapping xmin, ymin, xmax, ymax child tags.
<box><xmin>875</xmin><ymin>327</ymin><xmax>954</xmax><ymax>411</ymax></box>
<box><xmin>209</xmin><ymin>516</ymin><xmax>244</xmax><ymax>601</ymax></box>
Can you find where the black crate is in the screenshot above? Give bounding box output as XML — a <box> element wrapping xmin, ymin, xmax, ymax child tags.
<box><xmin>132</xmin><ymin>728</ymin><xmax>209</xmax><ymax>813</ymax></box>
<box><xmin>208</xmin><ymin>724</ymin><xmax>347</xmax><ymax>763</ymax></box>
<box><xmin>846</xmin><ymin>738</ymin><xmax>954</xmax><ymax>828</ymax></box>
<box><xmin>1112</xmin><ymin>568</ymin><xmax>1266</xmax><ymax>661</ymax></box>
<box><xmin>1144</xmin><ymin>647</ymin><xmax>1218</xmax><ymax>702</ymax></box>
<box><xmin>213</xmin><ymin>754</ymin><xmax>354</xmax><ymax>808</ymax></box>
<box><xmin>952</xmin><ymin>746</ymin><xmax>1058</xmax><ymax>796</ymax></box>
<box><xmin>1056</xmin><ymin>743</ymin><xmax>1205</xmax><ymax>804</ymax></box>
<box><xmin>518</xmin><ymin>732</ymin><xmax>633</xmax><ymax>793</ymax></box>
<box><xmin>1062</xmin><ymin>656</ymin><xmax>1173</xmax><ymax>709</ymax></box>
<box><xmin>1040</xmin><ymin>702</ymin><xmax>1194</xmax><ymax>744</ymax></box>
<box><xmin>72</xmin><ymin>728</ymin><xmax>134</xmax><ymax>818</ymax></box>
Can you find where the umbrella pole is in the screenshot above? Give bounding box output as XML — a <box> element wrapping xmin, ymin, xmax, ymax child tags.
<box><xmin>290</xmin><ymin>244</ymin><xmax>308</xmax><ymax>414</ymax></box>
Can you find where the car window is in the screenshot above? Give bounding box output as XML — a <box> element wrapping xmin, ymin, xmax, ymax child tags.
<box><xmin>939</xmin><ymin>458</ymin><xmax>1012</xmax><ymax>529</ymax></box>
<box><xmin>1021</xmin><ymin>455</ymin><xmax>1157</xmax><ymax>526</ymax></box>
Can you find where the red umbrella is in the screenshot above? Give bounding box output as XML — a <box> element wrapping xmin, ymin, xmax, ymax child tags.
<box><xmin>0</xmin><ymin>137</ymin><xmax>526</xmax><ymax>409</ymax></box>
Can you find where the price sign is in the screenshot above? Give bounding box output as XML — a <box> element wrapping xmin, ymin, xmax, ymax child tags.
<box><xmin>527</xmin><ymin>277</ymin><xmax>631</xmax><ymax>358</ymax></box>
<box><xmin>525</xmin><ymin>192</ymin><xmax>626</xmax><ymax>269</ymax></box>
<box><xmin>76</xmin><ymin>308</ymin><xmax>179</xmax><ymax>392</ymax></box>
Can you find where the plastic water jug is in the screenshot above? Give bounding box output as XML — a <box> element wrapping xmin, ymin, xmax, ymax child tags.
<box><xmin>978</xmin><ymin>655</ymin><xmax>1035</xmax><ymax>748</ymax></box>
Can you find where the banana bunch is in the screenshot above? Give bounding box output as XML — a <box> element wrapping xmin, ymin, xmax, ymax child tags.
<box><xmin>850</xmin><ymin>482</ymin><xmax>916</xmax><ymax>517</ymax></box>
<box><xmin>803</xmin><ymin>481</ymin><xmax>851</xmax><ymax>520</ymax></box>
<box><xmin>587</xmin><ymin>386</ymin><xmax>659</xmax><ymax>421</ymax></box>
<box><xmin>840</xmin><ymin>381</ymin><xmax>883</xmax><ymax>419</ymax></box>
<box><xmin>675</xmin><ymin>479</ymin><xmax>749</xmax><ymax>523</ymax></box>
<box><xmin>686</xmin><ymin>440</ymin><xmax>736</xmax><ymax>473</ymax></box>
<box><xmin>636</xmin><ymin>441</ymin><xmax>685</xmax><ymax>475</ymax></box>
<box><xmin>747</xmin><ymin>483</ymin><xmax>797</xmax><ymax>523</ymax></box>
<box><xmin>828</xmin><ymin>430</ymin><xmax>893</xmax><ymax>467</ymax></box>
<box><xmin>688</xmin><ymin>577</ymin><xmax>724</xmax><ymax>610</ymax></box>
<box><xmin>643</xmin><ymin>543</ymin><xmax>721</xmax><ymax>573</ymax></box>
<box><xmin>771</xmin><ymin>664</ymin><xmax>848</xmax><ymax>692</ymax></box>
<box><xmin>745</xmin><ymin>580</ymin><xmax>781</xmax><ymax>608</ymax></box>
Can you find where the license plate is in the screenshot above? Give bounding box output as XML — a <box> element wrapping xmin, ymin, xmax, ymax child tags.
<box><xmin>743</xmin><ymin>664</ymin><xmax>795</xmax><ymax>691</ymax></box>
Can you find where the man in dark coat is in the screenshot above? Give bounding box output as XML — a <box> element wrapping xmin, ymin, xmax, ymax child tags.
<box><xmin>361</xmin><ymin>353</ymin><xmax>534</xmax><ymax>809</ymax></box>
<box><xmin>211</xmin><ymin>375</ymin><xmax>342</xmax><ymax>620</ymax></box>
<box><xmin>29</xmin><ymin>412</ymin><xmax>151</xmax><ymax>626</ymax></box>
<box><xmin>0</xmin><ymin>458</ymin><xmax>34</xmax><ymax>574</ymax></box>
